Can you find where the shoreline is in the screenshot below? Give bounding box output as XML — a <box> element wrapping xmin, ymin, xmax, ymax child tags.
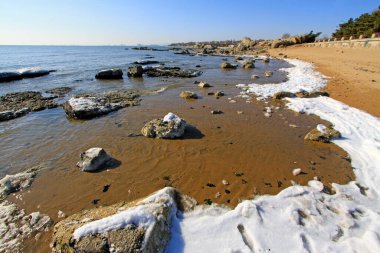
<box><xmin>269</xmin><ymin>46</ymin><xmax>380</xmax><ymax>117</ymax></box>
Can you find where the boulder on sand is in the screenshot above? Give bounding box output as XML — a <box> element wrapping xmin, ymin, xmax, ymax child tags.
<box><xmin>127</xmin><ymin>66</ymin><xmax>144</xmax><ymax>78</ymax></box>
<box><xmin>63</xmin><ymin>90</ymin><xmax>140</xmax><ymax>119</ymax></box>
<box><xmin>141</xmin><ymin>113</ymin><xmax>187</xmax><ymax>139</ymax></box>
<box><xmin>304</xmin><ymin>124</ymin><xmax>341</xmax><ymax>143</ymax></box>
<box><xmin>179</xmin><ymin>91</ymin><xmax>198</xmax><ymax>99</ymax></box>
<box><xmin>95</xmin><ymin>69</ymin><xmax>123</xmax><ymax>79</ymax></box>
<box><xmin>51</xmin><ymin>187</ymin><xmax>195</xmax><ymax>253</ymax></box>
<box><xmin>77</xmin><ymin>147</ymin><xmax>112</xmax><ymax>172</ymax></box>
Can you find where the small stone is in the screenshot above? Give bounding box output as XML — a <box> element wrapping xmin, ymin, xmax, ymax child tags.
<box><xmin>215</xmin><ymin>91</ymin><xmax>225</xmax><ymax>97</ymax></box>
<box><xmin>77</xmin><ymin>148</ymin><xmax>112</xmax><ymax>172</ymax></box>
<box><xmin>251</xmin><ymin>75</ymin><xmax>260</xmax><ymax>80</ymax></box>
<box><xmin>292</xmin><ymin>168</ymin><xmax>302</xmax><ymax>176</ymax></box>
<box><xmin>222</xmin><ymin>180</ymin><xmax>229</xmax><ymax>185</ymax></box>
<box><xmin>179</xmin><ymin>91</ymin><xmax>198</xmax><ymax>99</ymax></box>
<box><xmin>58</xmin><ymin>210</ymin><xmax>66</xmax><ymax>218</ymax></box>
<box><xmin>198</xmin><ymin>81</ymin><xmax>212</xmax><ymax>88</ymax></box>
<box><xmin>211</xmin><ymin>110</ymin><xmax>223</xmax><ymax>115</ymax></box>
<box><xmin>215</xmin><ymin>192</ymin><xmax>221</xmax><ymax>198</ymax></box>
<box><xmin>237</xmin><ymin>111</ymin><xmax>243</xmax><ymax>114</ymax></box>
<box><xmin>265</xmin><ymin>71</ymin><xmax>273</xmax><ymax>77</ymax></box>
<box><xmin>264</xmin><ymin>112</ymin><xmax>271</xmax><ymax>118</ymax></box>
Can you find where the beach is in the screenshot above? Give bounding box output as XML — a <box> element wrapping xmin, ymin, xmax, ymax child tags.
<box><xmin>269</xmin><ymin>46</ymin><xmax>380</xmax><ymax>117</ymax></box>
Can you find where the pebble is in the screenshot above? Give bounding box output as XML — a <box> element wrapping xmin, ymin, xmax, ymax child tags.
<box><xmin>215</xmin><ymin>192</ymin><xmax>221</xmax><ymax>198</ymax></box>
<box><xmin>229</xmin><ymin>100</ymin><xmax>237</xmax><ymax>103</ymax></box>
<box><xmin>237</xmin><ymin>111</ymin><xmax>244</xmax><ymax>114</ymax></box>
<box><xmin>292</xmin><ymin>168</ymin><xmax>302</xmax><ymax>176</ymax></box>
<box><xmin>211</xmin><ymin>110</ymin><xmax>223</xmax><ymax>115</ymax></box>
<box><xmin>222</xmin><ymin>179</ymin><xmax>229</xmax><ymax>185</ymax></box>
<box><xmin>58</xmin><ymin>210</ymin><xmax>66</xmax><ymax>218</ymax></box>
<box><xmin>264</xmin><ymin>112</ymin><xmax>271</xmax><ymax>118</ymax></box>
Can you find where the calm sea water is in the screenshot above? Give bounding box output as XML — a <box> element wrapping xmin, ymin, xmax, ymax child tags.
<box><xmin>0</xmin><ymin>46</ymin><xmax>291</xmax><ymax>176</ymax></box>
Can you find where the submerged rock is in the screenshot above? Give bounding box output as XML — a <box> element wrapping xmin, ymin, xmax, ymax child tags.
<box><xmin>179</xmin><ymin>91</ymin><xmax>198</xmax><ymax>99</ymax></box>
<box><xmin>198</xmin><ymin>81</ymin><xmax>212</xmax><ymax>88</ymax></box>
<box><xmin>141</xmin><ymin>113</ymin><xmax>187</xmax><ymax>139</ymax></box>
<box><xmin>46</xmin><ymin>87</ymin><xmax>72</xmax><ymax>96</ymax></box>
<box><xmin>95</xmin><ymin>69</ymin><xmax>123</xmax><ymax>79</ymax></box>
<box><xmin>63</xmin><ymin>90</ymin><xmax>140</xmax><ymax>119</ymax></box>
<box><xmin>241</xmin><ymin>61</ymin><xmax>255</xmax><ymax>69</ymax></box>
<box><xmin>220</xmin><ymin>62</ymin><xmax>237</xmax><ymax>69</ymax></box>
<box><xmin>0</xmin><ymin>72</ymin><xmax>22</xmax><ymax>82</ymax></box>
<box><xmin>77</xmin><ymin>147</ymin><xmax>112</xmax><ymax>172</ymax></box>
<box><xmin>0</xmin><ymin>91</ymin><xmax>58</xmax><ymax>122</ymax></box>
<box><xmin>51</xmin><ymin>187</ymin><xmax>190</xmax><ymax>253</ymax></box>
<box><xmin>133</xmin><ymin>60</ymin><xmax>160</xmax><ymax>65</ymax></box>
<box><xmin>19</xmin><ymin>68</ymin><xmax>53</xmax><ymax>78</ymax></box>
<box><xmin>144</xmin><ymin>66</ymin><xmax>202</xmax><ymax>78</ymax></box>
<box><xmin>305</xmin><ymin>124</ymin><xmax>341</xmax><ymax>143</ymax></box>
<box><xmin>127</xmin><ymin>65</ymin><xmax>144</xmax><ymax>78</ymax></box>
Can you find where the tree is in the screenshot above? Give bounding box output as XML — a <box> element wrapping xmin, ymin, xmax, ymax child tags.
<box><xmin>282</xmin><ymin>33</ymin><xmax>291</xmax><ymax>39</ymax></box>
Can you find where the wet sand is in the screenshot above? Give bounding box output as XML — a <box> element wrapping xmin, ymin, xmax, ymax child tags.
<box><xmin>269</xmin><ymin>46</ymin><xmax>380</xmax><ymax>117</ymax></box>
<box><xmin>8</xmin><ymin>79</ymin><xmax>354</xmax><ymax>252</ymax></box>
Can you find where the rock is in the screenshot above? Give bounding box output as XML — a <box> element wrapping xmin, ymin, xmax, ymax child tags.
<box><xmin>0</xmin><ymin>167</ymin><xmax>39</xmax><ymax>199</ymax></box>
<box><xmin>51</xmin><ymin>187</ymin><xmax>188</xmax><ymax>253</ymax></box>
<box><xmin>0</xmin><ymin>72</ymin><xmax>22</xmax><ymax>82</ymax></box>
<box><xmin>241</xmin><ymin>61</ymin><xmax>255</xmax><ymax>69</ymax></box>
<box><xmin>77</xmin><ymin>147</ymin><xmax>112</xmax><ymax>172</ymax></box>
<box><xmin>46</xmin><ymin>87</ymin><xmax>72</xmax><ymax>96</ymax></box>
<box><xmin>141</xmin><ymin>113</ymin><xmax>187</xmax><ymax>139</ymax></box>
<box><xmin>211</xmin><ymin>110</ymin><xmax>223</xmax><ymax>115</ymax></box>
<box><xmin>63</xmin><ymin>90</ymin><xmax>140</xmax><ymax>119</ymax></box>
<box><xmin>222</xmin><ymin>180</ymin><xmax>229</xmax><ymax>185</ymax></box>
<box><xmin>221</xmin><ymin>62</ymin><xmax>237</xmax><ymax>69</ymax></box>
<box><xmin>265</xmin><ymin>71</ymin><xmax>273</xmax><ymax>77</ymax></box>
<box><xmin>292</xmin><ymin>168</ymin><xmax>302</xmax><ymax>176</ymax></box>
<box><xmin>0</xmin><ymin>91</ymin><xmax>57</xmax><ymax>122</ymax></box>
<box><xmin>133</xmin><ymin>60</ymin><xmax>160</xmax><ymax>65</ymax></box>
<box><xmin>179</xmin><ymin>91</ymin><xmax>198</xmax><ymax>99</ymax></box>
<box><xmin>95</xmin><ymin>69</ymin><xmax>123</xmax><ymax>79</ymax></box>
<box><xmin>272</xmin><ymin>91</ymin><xmax>296</xmax><ymax>100</ymax></box>
<box><xmin>304</xmin><ymin>124</ymin><xmax>341</xmax><ymax>143</ymax></box>
<box><xmin>296</xmin><ymin>91</ymin><xmax>330</xmax><ymax>98</ymax></box>
<box><xmin>145</xmin><ymin>66</ymin><xmax>202</xmax><ymax>78</ymax></box>
<box><xmin>127</xmin><ymin>66</ymin><xmax>144</xmax><ymax>78</ymax></box>
<box><xmin>58</xmin><ymin>210</ymin><xmax>66</xmax><ymax>219</ymax></box>
<box><xmin>19</xmin><ymin>68</ymin><xmax>52</xmax><ymax>78</ymax></box>
<box><xmin>263</xmin><ymin>57</ymin><xmax>270</xmax><ymax>63</ymax></box>
<box><xmin>251</xmin><ymin>75</ymin><xmax>260</xmax><ymax>80</ymax></box>
<box><xmin>215</xmin><ymin>91</ymin><xmax>225</xmax><ymax>97</ymax></box>
<box><xmin>198</xmin><ymin>81</ymin><xmax>212</xmax><ymax>88</ymax></box>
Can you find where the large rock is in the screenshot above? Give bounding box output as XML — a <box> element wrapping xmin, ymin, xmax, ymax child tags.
<box><xmin>127</xmin><ymin>66</ymin><xmax>144</xmax><ymax>78</ymax></box>
<box><xmin>0</xmin><ymin>72</ymin><xmax>22</xmax><ymax>83</ymax></box>
<box><xmin>141</xmin><ymin>113</ymin><xmax>187</xmax><ymax>139</ymax></box>
<box><xmin>179</xmin><ymin>91</ymin><xmax>198</xmax><ymax>99</ymax></box>
<box><xmin>63</xmin><ymin>91</ymin><xmax>140</xmax><ymax>119</ymax></box>
<box><xmin>0</xmin><ymin>91</ymin><xmax>57</xmax><ymax>122</ymax></box>
<box><xmin>95</xmin><ymin>69</ymin><xmax>123</xmax><ymax>80</ymax></box>
<box><xmin>304</xmin><ymin>124</ymin><xmax>341</xmax><ymax>143</ymax></box>
<box><xmin>51</xmin><ymin>187</ymin><xmax>190</xmax><ymax>253</ymax></box>
<box><xmin>77</xmin><ymin>148</ymin><xmax>112</xmax><ymax>172</ymax></box>
<box><xmin>220</xmin><ymin>62</ymin><xmax>237</xmax><ymax>69</ymax></box>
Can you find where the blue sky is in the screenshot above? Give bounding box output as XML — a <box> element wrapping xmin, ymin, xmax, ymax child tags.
<box><xmin>0</xmin><ymin>0</ymin><xmax>378</xmax><ymax>45</ymax></box>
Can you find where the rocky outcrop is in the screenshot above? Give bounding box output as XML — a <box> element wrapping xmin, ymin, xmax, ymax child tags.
<box><xmin>46</xmin><ymin>87</ymin><xmax>72</xmax><ymax>96</ymax></box>
<box><xmin>0</xmin><ymin>72</ymin><xmax>23</xmax><ymax>82</ymax></box>
<box><xmin>77</xmin><ymin>148</ymin><xmax>113</xmax><ymax>172</ymax></box>
<box><xmin>304</xmin><ymin>124</ymin><xmax>341</xmax><ymax>143</ymax></box>
<box><xmin>144</xmin><ymin>66</ymin><xmax>202</xmax><ymax>78</ymax></box>
<box><xmin>127</xmin><ymin>66</ymin><xmax>144</xmax><ymax>78</ymax></box>
<box><xmin>63</xmin><ymin>90</ymin><xmax>140</xmax><ymax>119</ymax></box>
<box><xmin>0</xmin><ymin>91</ymin><xmax>58</xmax><ymax>122</ymax></box>
<box><xmin>141</xmin><ymin>113</ymin><xmax>187</xmax><ymax>139</ymax></box>
<box><xmin>95</xmin><ymin>69</ymin><xmax>123</xmax><ymax>80</ymax></box>
<box><xmin>179</xmin><ymin>91</ymin><xmax>198</xmax><ymax>99</ymax></box>
<box><xmin>51</xmin><ymin>187</ymin><xmax>192</xmax><ymax>253</ymax></box>
<box><xmin>220</xmin><ymin>62</ymin><xmax>237</xmax><ymax>69</ymax></box>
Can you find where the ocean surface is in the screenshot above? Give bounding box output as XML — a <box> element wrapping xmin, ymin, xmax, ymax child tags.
<box><xmin>0</xmin><ymin>45</ymin><xmax>291</xmax><ymax>176</ymax></box>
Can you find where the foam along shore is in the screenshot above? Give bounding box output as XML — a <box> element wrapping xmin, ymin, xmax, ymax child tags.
<box><xmin>62</xmin><ymin>59</ymin><xmax>380</xmax><ymax>252</ymax></box>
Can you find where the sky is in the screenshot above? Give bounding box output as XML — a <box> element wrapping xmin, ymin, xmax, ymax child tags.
<box><xmin>0</xmin><ymin>0</ymin><xmax>378</xmax><ymax>45</ymax></box>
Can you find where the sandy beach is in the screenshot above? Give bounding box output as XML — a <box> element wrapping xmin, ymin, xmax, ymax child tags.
<box><xmin>269</xmin><ymin>46</ymin><xmax>380</xmax><ymax>117</ymax></box>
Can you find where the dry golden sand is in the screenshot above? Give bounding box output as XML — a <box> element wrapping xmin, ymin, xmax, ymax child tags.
<box><xmin>269</xmin><ymin>46</ymin><xmax>380</xmax><ymax>117</ymax></box>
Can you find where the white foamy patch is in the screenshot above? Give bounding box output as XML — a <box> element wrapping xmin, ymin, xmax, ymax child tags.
<box><xmin>236</xmin><ymin>59</ymin><xmax>327</xmax><ymax>98</ymax></box>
